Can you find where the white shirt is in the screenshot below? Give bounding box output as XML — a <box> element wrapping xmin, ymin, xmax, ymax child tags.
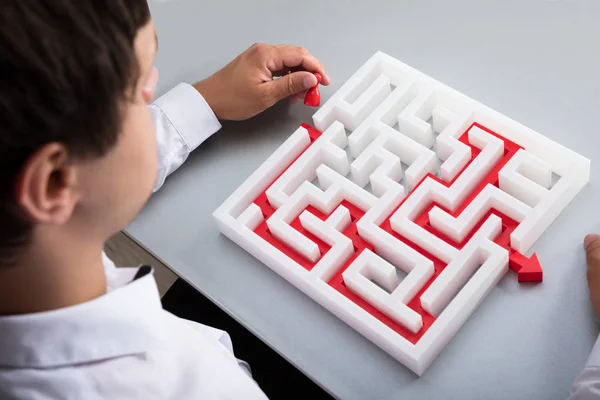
<box><xmin>570</xmin><ymin>334</ymin><xmax>600</xmax><ymax>399</ymax></box>
<box><xmin>0</xmin><ymin>83</ymin><xmax>269</xmax><ymax>400</ymax></box>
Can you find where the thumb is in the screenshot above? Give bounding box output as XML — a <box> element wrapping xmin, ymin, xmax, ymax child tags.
<box><xmin>585</xmin><ymin>234</ymin><xmax>600</xmax><ymax>268</ymax></box>
<box><xmin>269</xmin><ymin>71</ymin><xmax>317</xmax><ymax>102</ymax></box>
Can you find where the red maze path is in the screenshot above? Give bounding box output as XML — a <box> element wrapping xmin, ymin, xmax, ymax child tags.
<box><xmin>252</xmin><ymin>122</ymin><xmax>543</xmax><ymax>345</ymax></box>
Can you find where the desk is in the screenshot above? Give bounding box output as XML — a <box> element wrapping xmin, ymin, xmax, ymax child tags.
<box><xmin>128</xmin><ymin>1</ymin><xmax>600</xmax><ymax>398</ymax></box>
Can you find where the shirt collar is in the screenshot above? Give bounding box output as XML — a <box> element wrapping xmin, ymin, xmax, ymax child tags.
<box><xmin>0</xmin><ymin>268</ymin><xmax>168</xmax><ymax>368</ymax></box>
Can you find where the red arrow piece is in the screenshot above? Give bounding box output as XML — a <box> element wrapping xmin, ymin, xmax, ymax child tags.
<box><xmin>509</xmin><ymin>251</ymin><xmax>543</xmax><ymax>282</ymax></box>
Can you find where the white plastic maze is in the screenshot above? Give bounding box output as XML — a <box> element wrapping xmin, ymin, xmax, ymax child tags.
<box><xmin>213</xmin><ymin>52</ymin><xmax>590</xmax><ymax>375</ymax></box>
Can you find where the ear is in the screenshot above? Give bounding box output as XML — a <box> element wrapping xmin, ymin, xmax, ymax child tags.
<box><xmin>142</xmin><ymin>66</ymin><xmax>159</xmax><ymax>104</ymax></box>
<box><xmin>15</xmin><ymin>143</ymin><xmax>79</xmax><ymax>226</ymax></box>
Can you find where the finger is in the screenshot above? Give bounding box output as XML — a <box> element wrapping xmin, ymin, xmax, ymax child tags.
<box><xmin>270</xmin><ymin>65</ymin><xmax>307</xmax><ymax>79</ymax></box>
<box><xmin>267</xmin><ymin>70</ymin><xmax>317</xmax><ymax>102</ymax></box>
<box><xmin>267</xmin><ymin>45</ymin><xmax>330</xmax><ymax>85</ymax></box>
<box><xmin>271</xmin><ymin>67</ymin><xmax>293</xmax><ymax>78</ymax></box>
<box><xmin>294</xmin><ymin>89</ymin><xmax>309</xmax><ymax>102</ymax></box>
<box><xmin>585</xmin><ymin>234</ymin><xmax>600</xmax><ymax>268</ymax></box>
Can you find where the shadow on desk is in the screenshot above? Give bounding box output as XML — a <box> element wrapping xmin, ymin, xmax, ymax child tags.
<box><xmin>162</xmin><ymin>279</ymin><xmax>334</xmax><ymax>399</ymax></box>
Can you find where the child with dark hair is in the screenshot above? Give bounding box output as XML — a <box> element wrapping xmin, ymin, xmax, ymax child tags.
<box><xmin>0</xmin><ymin>1</ymin><xmax>329</xmax><ymax>398</ymax></box>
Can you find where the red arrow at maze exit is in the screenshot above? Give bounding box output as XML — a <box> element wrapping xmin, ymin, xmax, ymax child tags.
<box><xmin>509</xmin><ymin>251</ymin><xmax>543</xmax><ymax>282</ymax></box>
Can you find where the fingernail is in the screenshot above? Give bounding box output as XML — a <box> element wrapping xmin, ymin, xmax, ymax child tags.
<box><xmin>585</xmin><ymin>234</ymin><xmax>599</xmax><ymax>249</ymax></box>
<box><xmin>303</xmin><ymin>74</ymin><xmax>318</xmax><ymax>89</ymax></box>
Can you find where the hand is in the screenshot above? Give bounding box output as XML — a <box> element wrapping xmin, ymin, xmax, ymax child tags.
<box><xmin>193</xmin><ymin>43</ymin><xmax>330</xmax><ymax>121</ymax></box>
<box><xmin>585</xmin><ymin>234</ymin><xmax>600</xmax><ymax>317</ymax></box>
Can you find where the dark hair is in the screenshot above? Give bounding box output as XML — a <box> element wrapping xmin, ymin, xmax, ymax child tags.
<box><xmin>0</xmin><ymin>1</ymin><xmax>151</xmax><ymax>264</ymax></box>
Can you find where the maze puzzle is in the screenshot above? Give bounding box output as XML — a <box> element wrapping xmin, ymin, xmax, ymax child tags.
<box><xmin>213</xmin><ymin>52</ymin><xmax>590</xmax><ymax>375</ymax></box>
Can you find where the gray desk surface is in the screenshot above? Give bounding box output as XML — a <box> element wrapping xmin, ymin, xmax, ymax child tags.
<box><xmin>129</xmin><ymin>1</ymin><xmax>600</xmax><ymax>398</ymax></box>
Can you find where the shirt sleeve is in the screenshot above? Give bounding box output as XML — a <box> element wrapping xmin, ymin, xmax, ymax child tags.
<box><xmin>569</xmin><ymin>334</ymin><xmax>600</xmax><ymax>399</ymax></box>
<box><xmin>182</xmin><ymin>319</ymin><xmax>253</xmax><ymax>378</ymax></box>
<box><xmin>149</xmin><ymin>83</ymin><xmax>222</xmax><ymax>192</ymax></box>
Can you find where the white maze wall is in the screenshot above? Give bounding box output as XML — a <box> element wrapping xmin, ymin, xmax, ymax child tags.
<box><xmin>213</xmin><ymin>52</ymin><xmax>590</xmax><ymax>375</ymax></box>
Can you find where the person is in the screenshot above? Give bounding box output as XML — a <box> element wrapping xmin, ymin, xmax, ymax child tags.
<box><xmin>0</xmin><ymin>1</ymin><xmax>329</xmax><ymax>399</ymax></box>
<box><xmin>570</xmin><ymin>234</ymin><xmax>600</xmax><ymax>399</ymax></box>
